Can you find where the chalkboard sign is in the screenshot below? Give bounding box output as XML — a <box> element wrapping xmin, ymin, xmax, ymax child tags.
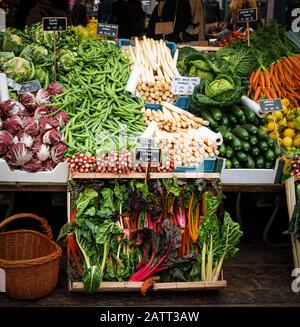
<box><xmin>97</xmin><ymin>23</ymin><xmax>119</xmax><ymax>38</ymax></box>
<box><xmin>259</xmin><ymin>99</ymin><xmax>283</xmax><ymax>113</ymax></box>
<box><xmin>136</xmin><ymin>137</ymin><xmax>155</xmax><ymax>148</ymax></box>
<box><xmin>43</xmin><ymin>17</ymin><xmax>67</xmax><ymax>31</ymax></box>
<box><xmin>171</xmin><ymin>76</ymin><xmax>200</xmax><ymax>95</ymax></box>
<box><xmin>238</xmin><ymin>8</ymin><xmax>257</xmax><ymax>22</ymax></box>
<box><xmin>17</xmin><ymin>80</ymin><xmax>42</xmax><ymax>94</ymax></box>
<box><xmin>134</xmin><ymin>148</ymin><xmax>161</xmax><ymax>164</ymax></box>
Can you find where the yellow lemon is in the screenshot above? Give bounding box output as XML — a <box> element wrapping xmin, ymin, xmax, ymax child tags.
<box><xmin>282</xmin><ymin>99</ymin><xmax>290</xmax><ymax>108</ymax></box>
<box><xmin>267</xmin><ymin>121</ymin><xmax>275</xmax><ymax>131</ymax></box>
<box><xmin>287</xmin><ymin>120</ymin><xmax>295</xmax><ymax>129</ymax></box>
<box><xmin>294</xmin><ymin>135</ymin><xmax>300</xmax><ymax>148</ymax></box>
<box><xmin>267</xmin><ymin>113</ymin><xmax>273</xmax><ymax>121</ymax></box>
<box><xmin>283</xmin><ymin>136</ymin><xmax>293</xmax><ymax>148</ymax></box>
<box><xmin>269</xmin><ymin>131</ymin><xmax>277</xmax><ymax>140</ymax></box>
<box><xmin>283</xmin><ymin>128</ymin><xmax>296</xmax><ymax>138</ymax></box>
<box><xmin>274</xmin><ymin>111</ymin><xmax>283</xmax><ymax>121</ymax></box>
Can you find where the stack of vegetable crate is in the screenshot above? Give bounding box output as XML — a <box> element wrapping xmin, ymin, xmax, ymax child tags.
<box><xmin>285</xmin><ymin>176</ymin><xmax>300</xmax><ymax>268</ymax></box>
<box><xmin>66</xmin><ymin>171</ymin><xmax>239</xmax><ymax>293</ymax></box>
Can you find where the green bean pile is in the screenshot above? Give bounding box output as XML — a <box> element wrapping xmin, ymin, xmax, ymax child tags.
<box><xmin>52</xmin><ymin>39</ymin><xmax>145</xmax><ymax>157</ymax></box>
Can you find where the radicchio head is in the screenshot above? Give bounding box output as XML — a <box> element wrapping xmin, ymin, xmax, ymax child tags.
<box><xmin>22</xmin><ymin>158</ymin><xmax>43</xmax><ymax>172</ymax></box>
<box><xmin>43</xmin><ymin>128</ymin><xmax>63</xmax><ymax>145</ymax></box>
<box><xmin>0</xmin><ymin>130</ymin><xmax>13</xmax><ymax>155</ymax></box>
<box><xmin>6</xmin><ymin>143</ymin><xmax>32</xmax><ymax>166</ymax></box>
<box><xmin>51</xmin><ymin>142</ymin><xmax>67</xmax><ymax>163</ymax></box>
<box><xmin>3</xmin><ymin>115</ymin><xmax>23</xmax><ymax>135</ymax></box>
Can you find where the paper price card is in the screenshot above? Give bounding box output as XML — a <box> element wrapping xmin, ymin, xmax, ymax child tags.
<box><xmin>171</xmin><ymin>77</ymin><xmax>200</xmax><ymax>95</ymax></box>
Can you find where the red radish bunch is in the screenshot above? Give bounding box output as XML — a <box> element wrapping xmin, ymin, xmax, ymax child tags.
<box><xmin>289</xmin><ymin>154</ymin><xmax>300</xmax><ymax>176</ymax></box>
<box><xmin>66</xmin><ymin>153</ymin><xmax>97</xmax><ymax>173</ymax></box>
<box><xmin>67</xmin><ymin>151</ymin><xmax>175</xmax><ymax>174</ymax></box>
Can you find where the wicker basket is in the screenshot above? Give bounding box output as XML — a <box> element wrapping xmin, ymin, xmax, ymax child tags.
<box><xmin>0</xmin><ymin>213</ymin><xmax>62</xmax><ymax>300</ymax></box>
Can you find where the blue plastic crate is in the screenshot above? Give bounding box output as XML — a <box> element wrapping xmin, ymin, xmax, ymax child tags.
<box><xmin>118</xmin><ymin>38</ymin><xmax>177</xmax><ymax>57</ymax></box>
<box><xmin>174</xmin><ymin>157</ymin><xmax>216</xmax><ymax>173</ymax></box>
<box><xmin>144</xmin><ymin>96</ymin><xmax>189</xmax><ymax>111</ymax></box>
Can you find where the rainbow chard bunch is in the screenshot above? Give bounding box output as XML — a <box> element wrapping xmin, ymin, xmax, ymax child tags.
<box><xmin>0</xmin><ymin>83</ymin><xmax>68</xmax><ymax>172</ymax></box>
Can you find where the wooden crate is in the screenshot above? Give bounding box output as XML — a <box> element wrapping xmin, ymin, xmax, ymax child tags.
<box><xmin>69</xmin><ymin>279</ymin><xmax>227</xmax><ymax>293</ymax></box>
<box><xmin>285</xmin><ymin>176</ymin><xmax>300</xmax><ymax>268</ymax></box>
<box><xmin>67</xmin><ymin>172</ymin><xmax>227</xmax><ymax>292</ymax></box>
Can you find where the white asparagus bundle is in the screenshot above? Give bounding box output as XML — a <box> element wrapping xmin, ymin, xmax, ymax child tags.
<box><xmin>143</xmin><ymin>105</ymin><xmax>209</xmax><ymax>132</ymax></box>
<box><xmin>124</xmin><ymin>37</ymin><xmax>180</xmax><ymax>104</ymax></box>
<box><xmin>154</xmin><ymin>129</ymin><xmax>219</xmax><ymax>167</ymax></box>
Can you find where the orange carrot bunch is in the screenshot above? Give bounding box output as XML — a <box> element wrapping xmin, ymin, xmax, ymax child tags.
<box><xmin>248</xmin><ymin>54</ymin><xmax>300</xmax><ymax>106</ymax></box>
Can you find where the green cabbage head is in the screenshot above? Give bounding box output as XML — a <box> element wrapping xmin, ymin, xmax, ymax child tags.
<box><xmin>2</xmin><ymin>57</ymin><xmax>35</xmax><ymax>83</ymax></box>
<box><xmin>205</xmin><ymin>76</ymin><xmax>235</xmax><ymax>101</ymax></box>
<box><xmin>3</xmin><ymin>33</ymin><xmax>24</xmax><ymax>55</ymax></box>
<box><xmin>20</xmin><ymin>44</ymin><xmax>48</xmax><ymax>64</ymax></box>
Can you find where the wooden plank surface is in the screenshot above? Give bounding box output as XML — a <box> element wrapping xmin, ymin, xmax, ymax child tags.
<box><xmin>69</xmin><ymin>281</ymin><xmax>227</xmax><ymax>292</ymax></box>
<box><xmin>177</xmin><ymin>45</ymin><xmax>221</xmax><ymax>52</ymax></box>
<box><xmin>285</xmin><ymin>177</ymin><xmax>300</xmax><ymax>268</ymax></box>
<box><xmin>70</xmin><ymin>172</ymin><xmax>220</xmax><ymax>180</ymax></box>
<box><xmin>221</xmin><ymin>183</ymin><xmax>284</xmax><ymax>193</ymax></box>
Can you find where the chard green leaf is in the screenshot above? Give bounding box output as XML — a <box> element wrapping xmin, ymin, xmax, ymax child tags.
<box><xmin>76</xmin><ymin>188</ymin><xmax>98</xmax><ymax>218</ymax></box>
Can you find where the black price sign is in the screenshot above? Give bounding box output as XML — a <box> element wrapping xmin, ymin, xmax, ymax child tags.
<box><xmin>97</xmin><ymin>23</ymin><xmax>119</xmax><ymax>38</ymax></box>
<box><xmin>238</xmin><ymin>8</ymin><xmax>257</xmax><ymax>22</ymax></box>
<box><xmin>259</xmin><ymin>99</ymin><xmax>283</xmax><ymax>113</ymax></box>
<box><xmin>43</xmin><ymin>17</ymin><xmax>67</xmax><ymax>31</ymax></box>
<box><xmin>17</xmin><ymin>80</ymin><xmax>41</xmax><ymax>94</ymax></box>
<box><xmin>136</xmin><ymin>137</ymin><xmax>155</xmax><ymax>148</ymax></box>
<box><xmin>134</xmin><ymin>148</ymin><xmax>161</xmax><ymax>164</ymax></box>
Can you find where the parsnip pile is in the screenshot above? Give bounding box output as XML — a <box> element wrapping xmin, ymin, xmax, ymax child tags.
<box><xmin>154</xmin><ymin>129</ymin><xmax>219</xmax><ymax>167</ymax></box>
<box><xmin>142</xmin><ymin>101</ymin><xmax>209</xmax><ymax>132</ymax></box>
<box><xmin>126</xmin><ymin>36</ymin><xmax>179</xmax><ymax>104</ymax></box>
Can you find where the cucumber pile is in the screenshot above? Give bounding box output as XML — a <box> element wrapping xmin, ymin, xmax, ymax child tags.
<box><xmin>196</xmin><ymin>104</ymin><xmax>283</xmax><ymax>169</ymax></box>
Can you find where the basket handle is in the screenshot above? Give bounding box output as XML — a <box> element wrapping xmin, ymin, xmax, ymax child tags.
<box><xmin>0</xmin><ymin>213</ymin><xmax>53</xmax><ymax>240</ymax></box>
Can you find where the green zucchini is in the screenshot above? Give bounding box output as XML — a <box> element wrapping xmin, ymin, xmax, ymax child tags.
<box><xmin>265</xmin><ymin>161</ymin><xmax>275</xmax><ymax>169</ymax></box>
<box><xmin>235</xmin><ymin>151</ymin><xmax>248</xmax><ymax>162</ymax></box>
<box><xmin>230</xmin><ymin>135</ymin><xmax>243</xmax><ymax>151</ymax></box>
<box><xmin>219</xmin><ymin>126</ymin><xmax>234</xmax><ymax>142</ymax></box>
<box><xmin>232</xmin><ymin>127</ymin><xmax>249</xmax><ymax>141</ymax></box>
<box><xmin>273</xmin><ymin>146</ymin><xmax>283</xmax><ymax>157</ymax></box>
<box><xmin>226</xmin><ymin>159</ymin><xmax>232</xmax><ymax>169</ymax></box>
<box><xmin>264</xmin><ymin>149</ymin><xmax>275</xmax><ymax>161</ymax></box>
<box><xmin>242</xmin><ymin>106</ymin><xmax>257</xmax><ymax>123</ymax></box>
<box><xmin>231</xmin><ymin>105</ymin><xmax>245</xmax><ymax>119</ymax></box>
<box><xmin>257</xmin><ymin>128</ymin><xmax>269</xmax><ymax>140</ymax></box>
<box><xmin>231</xmin><ymin>155</ymin><xmax>241</xmax><ymax>168</ymax></box>
<box><xmin>255</xmin><ymin>156</ymin><xmax>265</xmax><ymax>168</ymax></box>
<box><xmin>259</xmin><ymin>141</ymin><xmax>268</xmax><ymax>152</ymax></box>
<box><xmin>225</xmin><ymin>145</ymin><xmax>234</xmax><ymax>159</ymax></box>
<box><xmin>267</xmin><ymin>138</ymin><xmax>276</xmax><ymax>148</ymax></box>
<box><xmin>242</xmin><ymin>124</ymin><xmax>258</xmax><ymax>135</ymax></box>
<box><xmin>219</xmin><ymin>144</ymin><xmax>227</xmax><ymax>157</ymax></box>
<box><xmin>200</xmin><ymin>111</ymin><xmax>218</xmax><ymax>131</ymax></box>
<box><xmin>242</xmin><ymin>141</ymin><xmax>251</xmax><ymax>152</ymax></box>
<box><xmin>238</xmin><ymin>114</ymin><xmax>247</xmax><ymax>124</ymax></box>
<box><xmin>246</xmin><ymin>155</ymin><xmax>256</xmax><ymax>168</ymax></box>
<box><xmin>249</xmin><ymin>135</ymin><xmax>258</xmax><ymax>146</ymax></box>
<box><xmin>228</xmin><ymin>113</ymin><xmax>238</xmax><ymax>125</ymax></box>
<box><xmin>210</xmin><ymin>107</ymin><xmax>223</xmax><ymax>121</ymax></box>
<box><xmin>221</xmin><ymin>114</ymin><xmax>229</xmax><ymax>127</ymax></box>
<box><xmin>251</xmin><ymin>147</ymin><xmax>260</xmax><ymax>157</ymax></box>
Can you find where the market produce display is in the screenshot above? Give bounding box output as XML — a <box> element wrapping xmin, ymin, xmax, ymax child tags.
<box><xmin>60</xmin><ymin>179</ymin><xmax>242</xmax><ymax>293</ymax></box>
<box><xmin>0</xmin><ymin>84</ymin><xmax>67</xmax><ymax>172</ymax></box>
<box><xmin>124</xmin><ymin>37</ymin><xmax>179</xmax><ymax>104</ymax></box>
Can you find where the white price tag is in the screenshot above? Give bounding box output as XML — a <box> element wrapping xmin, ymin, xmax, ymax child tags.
<box><xmin>0</xmin><ymin>268</ymin><xmax>5</xmax><ymax>292</ymax></box>
<box><xmin>171</xmin><ymin>77</ymin><xmax>200</xmax><ymax>95</ymax></box>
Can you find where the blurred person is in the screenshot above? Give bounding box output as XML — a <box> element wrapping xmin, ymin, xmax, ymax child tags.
<box><xmin>182</xmin><ymin>0</ymin><xmax>205</xmax><ymax>42</ymax></box>
<box><xmin>26</xmin><ymin>0</ymin><xmax>69</xmax><ymax>26</ymax></box>
<box><xmin>98</xmin><ymin>0</ymin><xmax>113</xmax><ymax>23</ymax></box>
<box><xmin>11</xmin><ymin>0</ymin><xmax>37</xmax><ymax>29</ymax></box>
<box><xmin>205</xmin><ymin>0</ymin><xmax>221</xmax><ymax>24</ymax></box>
<box><xmin>110</xmin><ymin>0</ymin><xmax>145</xmax><ymax>38</ymax></box>
<box><xmin>71</xmin><ymin>0</ymin><xmax>88</xmax><ymax>26</ymax></box>
<box><xmin>147</xmin><ymin>0</ymin><xmax>192</xmax><ymax>43</ymax></box>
